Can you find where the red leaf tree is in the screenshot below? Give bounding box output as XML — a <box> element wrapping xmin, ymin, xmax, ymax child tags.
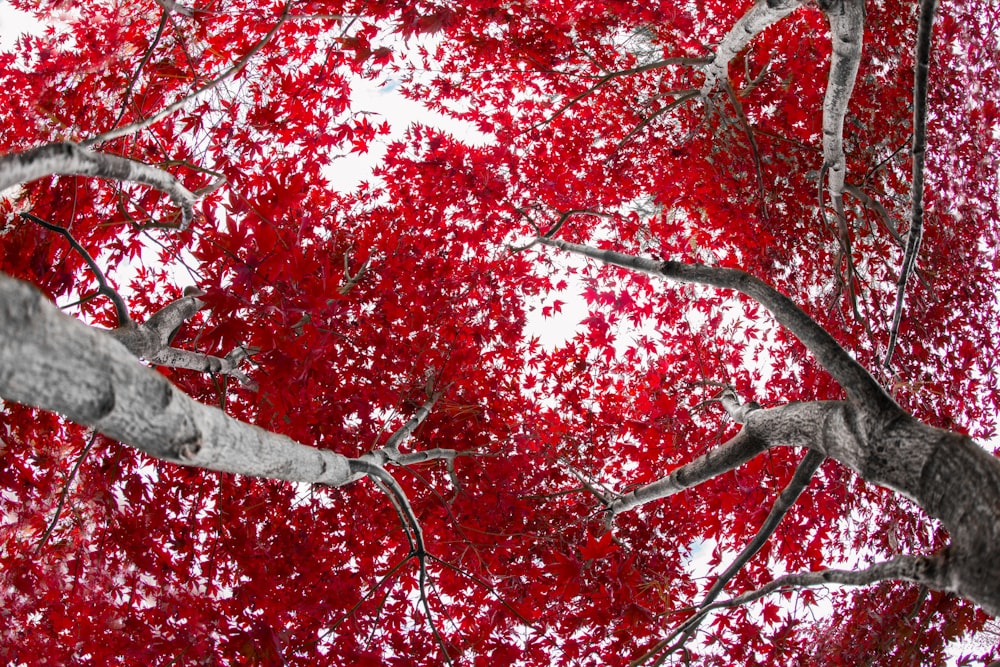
<box><xmin>1</xmin><ymin>0</ymin><xmax>999</xmax><ymax>664</ymax></box>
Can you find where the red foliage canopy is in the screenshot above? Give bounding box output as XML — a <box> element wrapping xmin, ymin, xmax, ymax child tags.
<box><xmin>1</xmin><ymin>0</ymin><xmax>998</xmax><ymax>664</ymax></box>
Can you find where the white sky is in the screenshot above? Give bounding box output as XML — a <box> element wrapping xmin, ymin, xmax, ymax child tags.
<box><xmin>0</xmin><ymin>2</ymin><xmax>34</xmax><ymax>49</ymax></box>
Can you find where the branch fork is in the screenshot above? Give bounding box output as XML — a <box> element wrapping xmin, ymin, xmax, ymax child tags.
<box><xmin>108</xmin><ymin>291</ymin><xmax>259</xmax><ymax>388</ymax></box>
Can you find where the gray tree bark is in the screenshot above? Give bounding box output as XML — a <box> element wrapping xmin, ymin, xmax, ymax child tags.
<box><xmin>0</xmin><ymin>274</ymin><xmax>353</xmax><ymax>486</ymax></box>
<box><xmin>0</xmin><ymin>143</ymin><xmax>196</xmax><ymax>228</ymax></box>
<box><xmin>538</xmin><ymin>236</ymin><xmax>1000</xmax><ymax>617</ymax></box>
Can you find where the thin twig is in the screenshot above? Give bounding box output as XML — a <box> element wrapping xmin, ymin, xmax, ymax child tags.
<box><xmin>722</xmin><ymin>81</ymin><xmax>768</xmax><ymax>218</ymax></box>
<box><xmin>541</xmin><ymin>208</ymin><xmax>612</xmax><ymax>240</ymax></box>
<box><xmin>83</xmin><ymin>2</ymin><xmax>293</xmax><ymax>146</ymax></box>
<box><xmin>153</xmin><ymin>0</ymin><xmax>194</xmax><ymax>17</ymax></box>
<box><xmin>37</xmin><ymin>431</ymin><xmax>99</xmax><ymax>552</ymax></box>
<box><xmin>113</xmin><ymin>11</ymin><xmax>170</xmax><ymax>129</ymax></box>
<box><xmin>843</xmin><ymin>183</ymin><xmax>904</xmax><ymax>246</ymax></box>
<box><xmin>318</xmin><ymin>557</ymin><xmax>410</xmax><ymax>640</ymax></box>
<box><xmin>20</xmin><ymin>212</ymin><xmax>131</xmax><ymax>326</ymax></box>
<box><xmin>885</xmin><ymin>0</ymin><xmax>937</xmax><ymax>368</ymax></box>
<box><xmin>530</xmin><ymin>57</ymin><xmax>708</xmax><ymax>131</ymax></box>
<box><xmin>615</xmin><ymin>90</ymin><xmax>700</xmax><ymax>152</ymax></box>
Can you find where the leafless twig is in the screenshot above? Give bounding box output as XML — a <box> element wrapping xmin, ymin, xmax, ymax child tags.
<box><xmin>36</xmin><ymin>431</ymin><xmax>99</xmax><ymax>553</ymax></box>
<box><xmin>20</xmin><ymin>212</ymin><xmax>131</xmax><ymax>326</ymax></box>
<box><xmin>885</xmin><ymin>0</ymin><xmax>938</xmax><ymax>368</ymax></box>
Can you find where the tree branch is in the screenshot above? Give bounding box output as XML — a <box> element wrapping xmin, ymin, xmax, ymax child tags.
<box><xmin>153</xmin><ymin>0</ymin><xmax>194</xmax><ymax>17</ymax></box>
<box><xmin>701</xmin><ymin>0</ymin><xmax>804</xmax><ymax>95</ymax></box>
<box><xmin>615</xmin><ymin>89</ymin><xmax>700</xmax><ymax>151</ymax></box>
<box><xmin>536</xmin><ymin>237</ymin><xmax>897</xmax><ymax>411</ymax></box>
<box><xmin>36</xmin><ymin>430</ymin><xmax>99</xmax><ymax>553</ymax></box>
<box><xmin>0</xmin><ymin>274</ymin><xmax>351</xmax><ymax>484</ymax></box>
<box><xmin>722</xmin><ymin>81</ymin><xmax>768</xmax><ymax>215</ymax></box>
<box><xmin>348</xmin><ymin>459</ymin><xmax>427</xmax><ymax>557</ymax></box>
<box><xmin>820</xmin><ymin>0</ymin><xmax>865</xmax><ymax>207</ymax></box>
<box><xmin>388</xmin><ymin>448</ymin><xmax>464</xmax><ymax>466</ymax></box>
<box><xmin>106</xmin><ymin>292</ymin><xmax>257</xmax><ymax>387</ymax></box>
<box><xmin>607</xmin><ymin>429</ymin><xmax>767</xmax><ymax>517</ymax></box>
<box><xmin>383</xmin><ymin>391</ymin><xmax>443</xmax><ymax>455</ymax></box>
<box><xmin>843</xmin><ymin>183</ymin><xmax>904</xmax><ymax>246</ymax></box>
<box><xmin>717</xmin><ymin>387</ymin><xmax>762</xmax><ymax>423</ymax></box>
<box><xmin>637</xmin><ymin>552</ymin><xmax>946</xmax><ymax>665</ymax></box>
<box><xmin>338</xmin><ymin>250</ymin><xmax>371</xmax><ymax>295</ymax></box>
<box><xmin>703</xmin><ymin>449</ymin><xmax>826</xmax><ymax>605</ymax></box>
<box><xmin>17</xmin><ymin>205</ymin><xmax>252</xmax><ymax>384</ymax></box>
<box><xmin>535</xmin><ymin>57</ymin><xmax>709</xmax><ymax>130</ymax></box>
<box><xmin>541</xmin><ymin>208</ymin><xmax>612</xmax><ymax>240</ymax></box>
<box><xmin>645</xmin><ymin>449</ymin><xmax>826</xmax><ymax>658</ymax></box>
<box><xmin>885</xmin><ymin>0</ymin><xmax>937</xmax><ymax>368</ymax></box>
<box><xmin>707</xmin><ymin>552</ymin><xmax>947</xmax><ymax>610</ymax></box>
<box><xmin>148</xmin><ymin>346</ymin><xmax>257</xmax><ymax>388</ymax></box>
<box><xmin>20</xmin><ymin>212</ymin><xmax>132</xmax><ymax>326</ymax></box>
<box><xmin>121</xmin><ymin>292</ymin><xmax>205</xmax><ymax>351</ymax></box>
<box><xmin>0</xmin><ymin>143</ymin><xmax>197</xmax><ymax>229</ymax></box>
<box><xmin>113</xmin><ymin>10</ymin><xmax>170</xmax><ymax>130</ymax></box>
<box><xmin>82</xmin><ymin>5</ymin><xmax>291</xmax><ymax>146</ymax></box>
<box><xmin>346</xmin><ymin>456</ymin><xmax>447</xmax><ymax>660</ymax></box>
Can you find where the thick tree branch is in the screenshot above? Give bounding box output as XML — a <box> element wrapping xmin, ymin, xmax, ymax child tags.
<box><xmin>701</xmin><ymin>0</ymin><xmax>803</xmax><ymax>95</ymax></box>
<box><xmin>4</xmin><ymin>147</ymin><xmax>245</xmax><ymax>380</ymax></box>
<box><xmin>607</xmin><ymin>429</ymin><xmax>767</xmax><ymax>517</ymax></box>
<box><xmin>389</xmin><ymin>448</ymin><xmax>463</xmax><ymax>466</ymax></box>
<box><xmin>0</xmin><ymin>143</ymin><xmax>197</xmax><ymax>229</ymax></box>
<box><xmin>886</xmin><ymin>0</ymin><xmax>938</xmax><ymax>368</ymax></box>
<box><xmin>0</xmin><ymin>274</ymin><xmax>351</xmax><ymax>485</ymax></box>
<box><xmin>0</xmin><ymin>272</ymin><xmax>454</xmax><ymax>662</ymax></box>
<box><xmin>536</xmin><ymin>237</ymin><xmax>897</xmax><ymax>412</ymax></box>
<box><xmin>536</xmin><ymin>237</ymin><xmax>1000</xmax><ymax>615</ymax></box>
<box><xmin>820</xmin><ymin>0</ymin><xmax>865</xmax><ymax>207</ymax></box>
<box><xmin>113</xmin><ymin>292</ymin><xmax>205</xmax><ymax>352</ymax></box>
<box><xmin>607</xmin><ymin>393</ymin><xmax>838</xmax><ymax>523</ymax></box>
<box><xmin>717</xmin><ymin>387</ymin><xmax>762</xmax><ymax>423</ymax></box>
<box><xmin>107</xmin><ymin>292</ymin><xmax>257</xmax><ymax>387</ymax></box>
<box><xmin>149</xmin><ymin>346</ymin><xmax>257</xmax><ymax>388</ymax></box>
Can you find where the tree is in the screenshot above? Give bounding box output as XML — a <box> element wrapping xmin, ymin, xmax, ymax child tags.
<box><xmin>1</xmin><ymin>0</ymin><xmax>998</xmax><ymax>664</ymax></box>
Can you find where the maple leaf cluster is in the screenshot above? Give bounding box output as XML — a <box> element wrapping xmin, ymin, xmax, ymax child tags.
<box><xmin>1</xmin><ymin>0</ymin><xmax>999</xmax><ymax>664</ymax></box>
